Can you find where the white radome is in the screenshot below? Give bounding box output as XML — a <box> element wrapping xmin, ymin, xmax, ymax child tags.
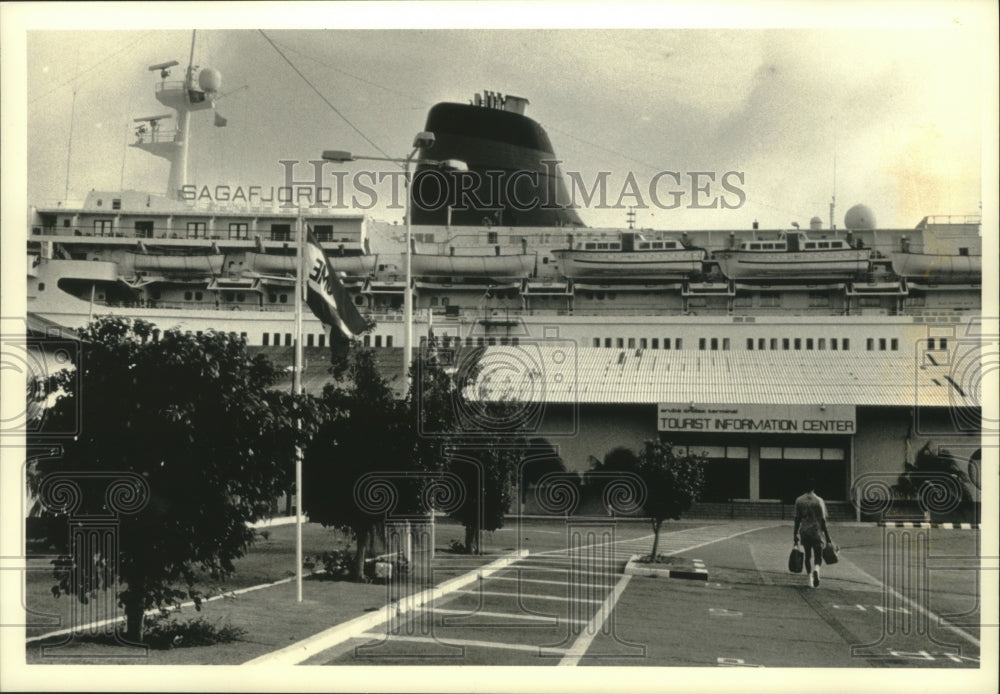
<box><xmin>844</xmin><ymin>204</ymin><xmax>876</xmax><ymax>230</ymax></box>
<box><xmin>198</xmin><ymin>67</ymin><xmax>222</xmax><ymax>93</ymax></box>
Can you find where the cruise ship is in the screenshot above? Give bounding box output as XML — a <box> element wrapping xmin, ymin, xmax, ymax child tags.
<box><xmin>25</xmin><ymin>44</ymin><xmax>985</xmax><ymax>516</ymax></box>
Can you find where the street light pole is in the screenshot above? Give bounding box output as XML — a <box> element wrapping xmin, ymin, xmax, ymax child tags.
<box><xmin>321</xmin><ymin>133</ymin><xmax>468</xmax><ymax>394</ymax></box>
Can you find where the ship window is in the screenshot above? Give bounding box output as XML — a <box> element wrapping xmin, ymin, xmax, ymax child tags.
<box><xmin>939</xmin><ymin>338</ymin><xmax>948</xmax><ymax>350</ymax></box>
<box><xmin>187</xmin><ymin>222</ymin><xmax>207</xmax><ymax>239</ymax></box>
<box><xmin>270</xmin><ymin>224</ymin><xmax>291</xmax><ymax>241</ymax></box>
<box><xmin>759</xmin><ymin>294</ymin><xmax>781</xmax><ymax>308</ymax></box>
<box><xmin>94</xmin><ymin>220</ymin><xmax>113</xmax><ymax>236</ymax></box>
<box><xmin>616</xmin><ymin>338</ymin><xmax>624</xmax><ymax>348</ymax></box>
<box><xmin>63</xmin><ymin>219</ymin><xmax>70</xmax><ymax>227</ymax></box>
<box><xmin>770</xmin><ymin>338</ymin><xmax>778</xmax><ymax>350</ymax></box>
<box><xmin>605</xmin><ymin>338</ymin><xmax>612</xmax><ymax>348</ymax></box>
<box><xmin>314</xmin><ymin>225</ymin><xmax>334</xmax><ymax>242</ymax></box>
<box><xmin>663</xmin><ymin>338</ymin><xmax>670</xmax><ymax>350</ymax></box>
<box><xmin>891</xmin><ymin>338</ymin><xmax>899</xmax><ymax>351</ymax></box>
<box><xmin>194</xmin><ymin>292</ymin><xmax>203</xmax><ymax>301</ymax></box>
<box><xmin>879</xmin><ymin>338</ymin><xmax>887</xmax><ymax>350</ymax></box>
<box><xmin>236</xmin><ymin>293</ymin><xmax>245</xmax><ymax>302</ymax></box>
<box><xmin>652</xmin><ymin>242</ymin><xmax>664</xmax><ymax>249</ymax></box>
<box><xmin>818</xmin><ymin>242</ymin><xmax>830</xmax><ymax>249</ymax></box>
<box><xmin>782</xmin><ymin>338</ymin><xmax>790</xmax><ymax>350</ymax></box>
<box><xmin>279</xmin><ymin>294</ymin><xmax>288</xmax><ymax>304</ymax></box>
<box><xmin>38</xmin><ymin>282</ymin><xmax>45</xmax><ymax>291</ymax></box>
<box><xmin>710</xmin><ymin>338</ymin><xmax>718</xmax><ymax>350</ymax></box>
<box><xmin>542</xmin><ymin>257</ymin><xmax>549</xmax><ymax>264</ymax></box>
<box><xmin>804</xmin><ymin>242</ymin><xmax>817</xmax><ymax>249</ymax></box>
<box><xmin>135</xmin><ymin>221</ymin><xmax>154</xmax><ymax>238</ymax></box>
<box><xmin>675</xmin><ymin>338</ymin><xmax>683</xmax><ymax>350</ymax></box>
<box><xmin>229</xmin><ymin>223</ymin><xmax>249</xmax><ymax>240</ymax></box>
<box><xmin>794</xmin><ymin>338</ymin><xmax>801</xmax><ymax>350</ymax></box>
<box><xmin>809</xmin><ymin>293</ymin><xmax>831</xmax><ymax>307</ymax></box>
<box><xmin>477</xmin><ymin>338</ymin><xmax>485</xmax><ymax>346</ymax></box>
<box><xmin>639</xmin><ymin>242</ymin><xmax>650</xmax><ymax>250</ymax></box>
<box><xmin>184</xmin><ymin>291</ymin><xmax>193</xmax><ymax>301</ymax></box>
<box><xmin>112</xmin><ymin>198</ymin><xmax>121</xmax><ymax>210</ymax></box>
<box><xmin>750</xmin><ymin>243</ymin><xmax>762</xmax><ymax>250</ymax></box>
<box><xmin>651</xmin><ymin>338</ymin><xmax>659</xmax><ymax>349</ymax></box>
<box><xmin>487</xmin><ymin>231</ymin><xmax>498</xmax><ymax>244</ymax></box>
<box><xmin>488</xmin><ymin>337</ymin><xmax>497</xmax><ymax>346</ymax></box>
<box><xmin>830</xmin><ymin>338</ymin><xmax>838</xmax><ymax>350</ymax></box>
<box><xmin>609</xmin><ymin>243</ymin><xmax>620</xmax><ymax>250</ymax></box>
<box><xmin>640</xmin><ymin>338</ymin><xmax>647</xmax><ymax>349</ymax></box>
<box><xmin>354</xmin><ymin>296</ymin><xmax>364</xmax><ymax>306</ymax></box>
<box><xmin>307</xmin><ymin>334</ymin><xmax>314</xmax><ymax>347</ymax></box>
<box><xmin>806</xmin><ymin>338</ymin><xmax>814</xmax><ymax>350</ymax></box>
<box><xmin>867</xmin><ymin>338</ymin><xmax>874</xmax><ymax>351</ymax></box>
<box><xmin>585</xmin><ymin>243</ymin><xmax>597</xmax><ymax>250</ymax></box>
<box><xmin>269</xmin><ymin>293</ymin><xmax>277</xmax><ymax>303</ymax></box>
<box><xmin>699</xmin><ymin>338</ymin><xmax>707</xmax><ymax>351</ymax></box>
<box><xmin>500</xmin><ymin>337</ymin><xmax>509</xmax><ymax>346</ymax></box>
<box><xmin>665</xmin><ymin>242</ymin><xmax>677</xmax><ymax>249</ymax></box>
<box><xmin>723</xmin><ymin>338</ymin><xmax>730</xmax><ymax>350</ymax></box>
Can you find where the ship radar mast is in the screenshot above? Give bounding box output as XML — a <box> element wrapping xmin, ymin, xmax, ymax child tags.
<box><xmin>130</xmin><ymin>30</ymin><xmax>226</xmax><ymax>199</ymax></box>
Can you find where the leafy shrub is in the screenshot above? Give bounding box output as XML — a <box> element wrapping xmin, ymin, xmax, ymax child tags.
<box><xmin>303</xmin><ymin>548</ymin><xmax>353</xmax><ymax>580</ymax></box>
<box><xmin>142</xmin><ymin>614</ymin><xmax>247</xmax><ymax>649</ymax></box>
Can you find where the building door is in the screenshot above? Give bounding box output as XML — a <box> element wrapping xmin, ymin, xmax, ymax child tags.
<box><xmin>758</xmin><ymin>446</ymin><xmax>848</xmax><ymax>502</ymax></box>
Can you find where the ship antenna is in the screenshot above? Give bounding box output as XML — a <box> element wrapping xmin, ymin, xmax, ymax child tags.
<box><xmin>64</xmin><ymin>86</ymin><xmax>78</xmax><ymax>203</ymax></box>
<box><xmin>829</xmin><ymin>133</ymin><xmax>837</xmax><ymax>230</ymax></box>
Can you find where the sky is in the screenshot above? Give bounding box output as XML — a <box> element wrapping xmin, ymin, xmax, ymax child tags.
<box><xmin>10</xmin><ymin>5</ymin><xmax>996</xmax><ymax>234</ymax></box>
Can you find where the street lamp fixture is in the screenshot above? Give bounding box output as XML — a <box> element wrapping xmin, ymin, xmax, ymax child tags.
<box><xmin>321</xmin><ymin>134</ymin><xmax>467</xmax><ymax>393</ymax></box>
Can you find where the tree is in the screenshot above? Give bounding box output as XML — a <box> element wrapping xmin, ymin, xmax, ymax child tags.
<box><xmin>303</xmin><ymin>345</ymin><xmax>425</xmax><ymax>580</ymax></box>
<box><xmin>637</xmin><ymin>440</ymin><xmax>706</xmax><ymax>558</ymax></box>
<box><xmin>414</xmin><ymin>345</ymin><xmax>526</xmax><ymax>554</ymax></box>
<box><xmin>588</xmin><ymin>441</ymin><xmax>705</xmax><ymax>558</ymax></box>
<box><xmin>27</xmin><ymin>317</ymin><xmax>312</xmax><ymax>640</ymax></box>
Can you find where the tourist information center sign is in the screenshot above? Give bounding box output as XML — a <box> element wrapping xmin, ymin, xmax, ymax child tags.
<box><xmin>657</xmin><ymin>403</ymin><xmax>856</xmax><ymax>435</ymax></box>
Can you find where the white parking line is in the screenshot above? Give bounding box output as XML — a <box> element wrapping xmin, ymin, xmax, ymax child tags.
<box><xmin>356</xmin><ymin>632</ymin><xmax>570</xmax><ymax>655</ymax></box>
<box><xmin>487</xmin><ymin>575</ymin><xmax>599</xmax><ymax>588</ymax></box>
<box><xmin>452</xmin><ymin>589</ymin><xmax>604</xmax><ymax>604</ymax></box>
<box><xmin>558</xmin><ymin>574</ymin><xmax>632</xmax><ymax>666</ymax></box>
<box><xmin>433</xmin><ymin>608</ymin><xmax>588</xmax><ymax>626</ymax></box>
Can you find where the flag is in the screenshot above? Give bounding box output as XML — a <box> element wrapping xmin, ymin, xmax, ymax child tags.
<box><xmin>304</xmin><ymin>227</ymin><xmax>368</xmax><ymax>356</ymax></box>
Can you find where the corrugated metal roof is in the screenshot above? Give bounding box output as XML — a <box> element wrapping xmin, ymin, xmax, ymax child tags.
<box><xmin>472</xmin><ymin>345</ymin><xmax>980</xmax><ymax>408</ymax></box>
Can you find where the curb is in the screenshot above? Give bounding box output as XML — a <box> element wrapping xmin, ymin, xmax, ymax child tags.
<box><xmin>623</xmin><ymin>555</ymin><xmax>708</xmax><ymax>581</ymax></box>
<box><xmin>242</xmin><ymin>548</ymin><xmax>529</xmax><ymax>666</ymax></box>
<box><xmin>877</xmin><ymin>521</ymin><xmax>978</xmax><ymax>530</ymax></box>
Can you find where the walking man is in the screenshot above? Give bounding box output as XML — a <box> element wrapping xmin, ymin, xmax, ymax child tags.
<box><xmin>794</xmin><ymin>477</ymin><xmax>833</xmax><ymax>588</ymax></box>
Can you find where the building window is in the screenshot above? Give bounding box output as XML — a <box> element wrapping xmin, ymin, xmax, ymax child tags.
<box><xmin>240</xmin><ymin>332</ymin><xmax>247</xmax><ymax>342</ymax></box>
<box><xmin>262</xmin><ymin>333</ymin><xmax>269</xmax><ymax>346</ymax></box>
<box><xmin>794</xmin><ymin>338</ymin><xmax>801</xmax><ymax>350</ymax></box>
<box><xmin>867</xmin><ymin>338</ymin><xmax>875</xmax><ymax>351</ymax></box>
<box><xmin>699</xmin><ymin>338</ymin><xmax>706</xmax><ymax>351</ymax></box>
<box><xmin>375</xmin><ymin>335</ymin><xmax>382</xmax><ymax>347</ymax></box>
<box><xmin>605</xmin><ymin>338</ymin><xmax>612</xmax><ymax>348</ymax></box>
<box><xmin>186</xmin><ymin>222</ymin><xmax>207</xmax><ymax>238</ymax></box>
<box><xmin>747</xmin><ymin>338</ymin><xmax>754</xmax><ymax>350</ymax></box>
<box><xmin>830</xmin><ymin>338</ymin><xmax>838</xmax><ymax>350</ymax></box>
<box><xmin>285</xmin><ymin>333</ymin><xmax>292</xmax><ymax>346</ymax></box>
<box><xmin>891</xmin><ymin>338</ymin><xmax>898</xmax><ymax>351</ymax></box>
<box><xmin>229</xmin><ymin>223</ymin><xmax>249</xmax><ymax>239</ymax></box>
<box><xmin>783</xmin><ymin>338</ymin><xmax>790</xmax><ymax>350</ymax></box>
<box><xmin>616</xmin><ymin>338</ymin><xmax>624</xmax><ymax>348</ymax></box>
<box><xmin>273</xmin><ymin>332</ymin><xmax>281</xmax><ymax>345</ymax></box>
<box><xmin>769</xmin><ymin>338</ymin><xmax>777</xmax><ymax>350</ymax></box>
<box><xmin>843</xmin><ymin>338</ymin><xmax>850</xmax><ymax>350</ymax></box>
<box><xmin>806</xmin><ymin>338</ymin><xmax>814</xmax><ymax>350</ymax></box>
<box><xmin>710</xmin><ymin>338</ymin><xmax>718</xmax><ymax>350</ymax></box>
<box><xmin>386</xmin><ymin>336</ymin><xmax>392</xmax><ymax>347</ymax></box>
<box><xmin>675</xmin><ymin>338</ymin><xmax>682</xmax><ymax>350</ymax></box>
<box><xmin>640</xmin><ymin>338</ymin><xmax>647</xmax><ymax>349</ymax></box>
<box><xmin>628</xmin><ymin>338</ymin><xmax>636</xmax><ymax>349</ymax></box>
<box><xmin>152</xmin><ymin>329</ymin><xmax>161</xmax><ymax>342</ymax></box>
<box><xmin>307</xmin><ymin>334</ymin><xmax>314</xmax><ymax>347</ymax></box>
<box><xmin>651</xmin><ymin>338</ymin><xmax>659</xmax><ymax>349</ymax></box>
<box><xmin>319</xmin><ymin>334</ymin><xmax>326</xmax><ymax>348</ymax></box>
<box><xmin>363</xmin><ymin>335</ymin><xmax>371</xmax><ymax>347</ymax></box>
<box><xmin>879</xmin><ymin>338</ymin><xmax>887</xmax><ymax>350</ymax></box>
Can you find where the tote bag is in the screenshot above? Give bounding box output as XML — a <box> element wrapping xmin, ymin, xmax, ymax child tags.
<box><xmin>788</xmin><ymin>545</ymin><xmax>804</xmax><ymax>573</ymax></box>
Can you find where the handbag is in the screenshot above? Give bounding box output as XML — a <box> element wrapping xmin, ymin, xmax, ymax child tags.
<box><xmin>822</xmin><ymin>542</ymin><xmax>839</xmax><ymax>565</ymax></box>
<box><xmin>788</xmin><ymin>544</ymin><xmax>804</xmax><ymax>573</ymax></box>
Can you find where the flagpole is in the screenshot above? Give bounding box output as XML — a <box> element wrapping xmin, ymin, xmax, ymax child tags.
<box><xmin>294</xmin><ymin>207</ymin><xmax>305</xmax><ymax>603</ymax></box>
